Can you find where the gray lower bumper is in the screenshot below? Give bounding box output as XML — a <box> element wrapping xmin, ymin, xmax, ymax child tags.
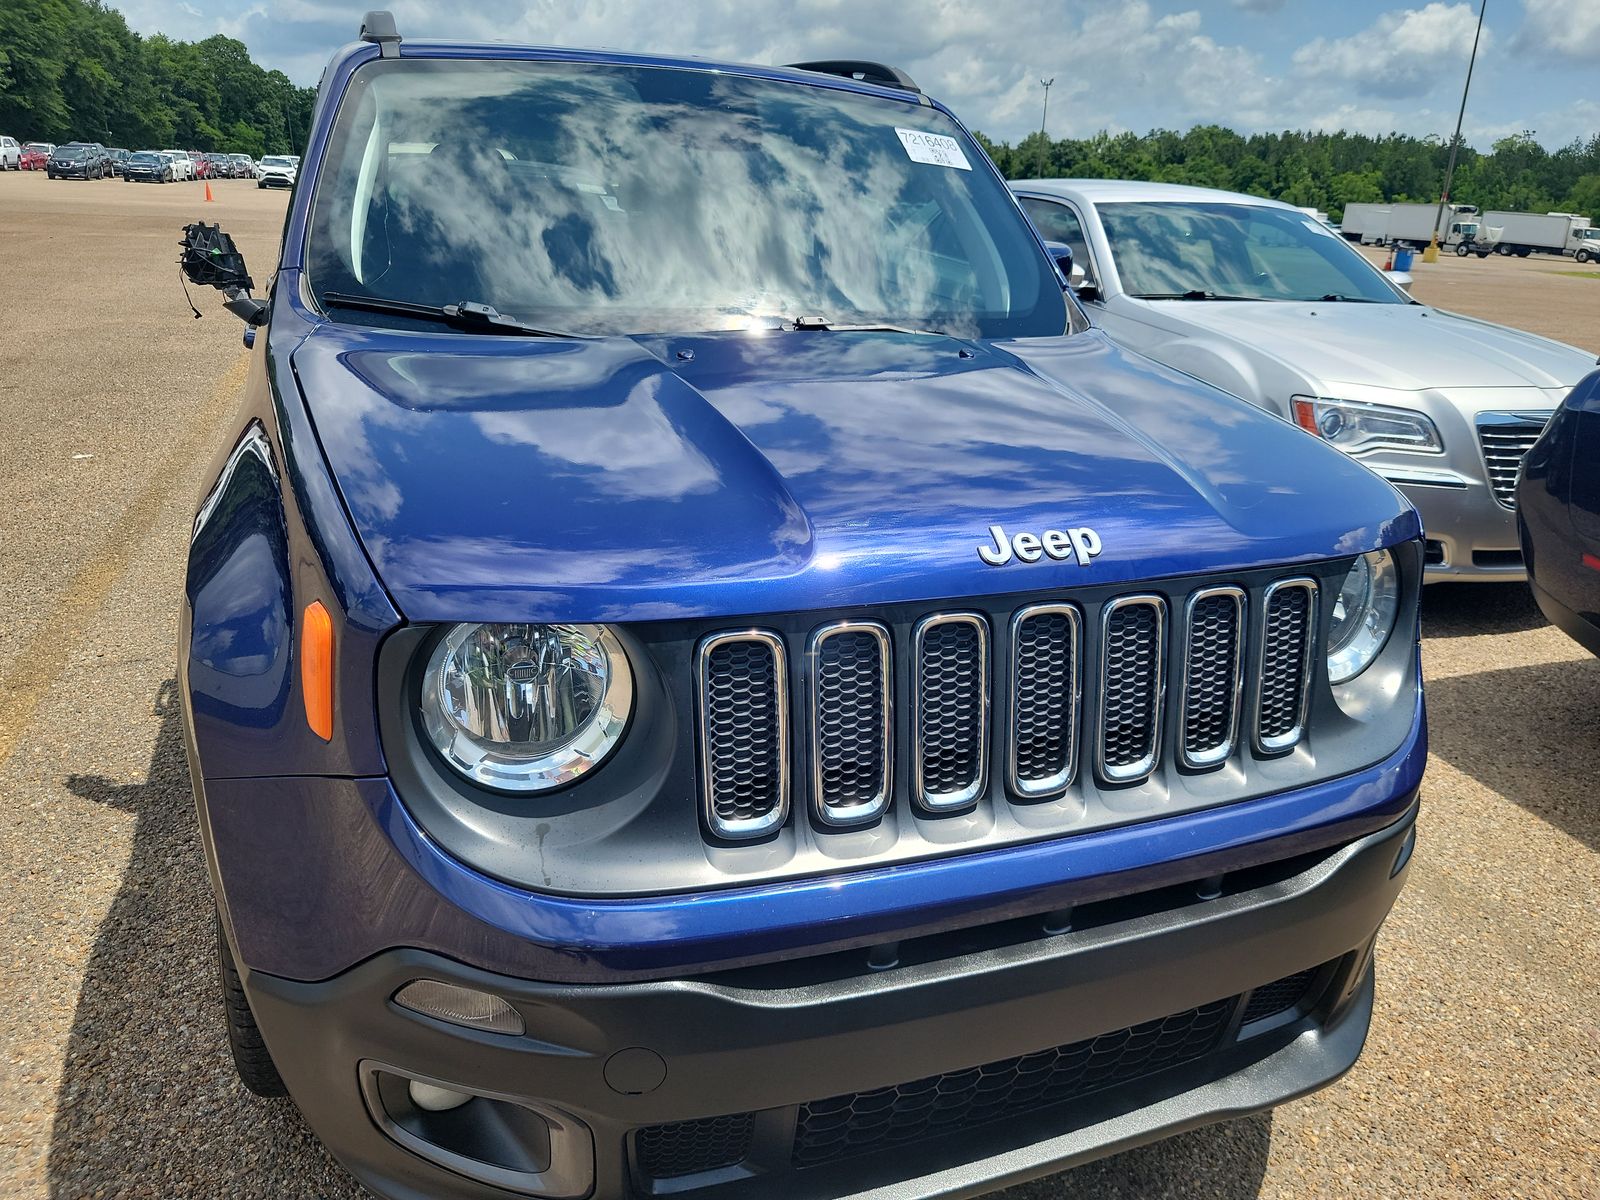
<box><xmin>1390</xmin><ymin>478</ymin><xmax>1524</xmax><ymax>581</ymax></box>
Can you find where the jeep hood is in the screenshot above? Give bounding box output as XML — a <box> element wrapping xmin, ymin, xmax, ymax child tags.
<box><xmin>290</xmin><ymin>326</ymin><xmax>1418</xmax><ymax>623</ymax></box>
<box><xmin>1134</xmin><ymin>299</ymin><xmax>1595</xmax><ymax>393</ymax></box>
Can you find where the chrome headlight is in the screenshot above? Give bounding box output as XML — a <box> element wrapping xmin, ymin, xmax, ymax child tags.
<box><xmin>1292</xmin><ymin>396</ymin><xmax>1442</xmax><ymax>455</ymax></box>
<box><xmin>1326</xmin><ymin>550</ymin><xmax>1400</xmax><ymax>684</ymax></box>
<box><xmin>420</xmin><ymin>623</ymin><xmax>632</xmax><ymax>792</ymax></box>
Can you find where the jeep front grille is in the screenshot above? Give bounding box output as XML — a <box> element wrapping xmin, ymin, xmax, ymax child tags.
<box><xmin>1476</xmin><ymin>412</ymin><xmax>1550</xmax><ymax>509</ymax></box>
<box><xmin>697</xmin><ymin>631</ymin><xmax>789</xmax><ymax>839</ymax></box>
<box><xmin>694</xmin><ymin>573</ymin><xmax>1324</xmax><ymax>840</ymax></box>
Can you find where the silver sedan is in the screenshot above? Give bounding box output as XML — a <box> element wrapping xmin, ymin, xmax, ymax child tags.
<box><xmin>1011</xmin><ymin>179</ymin><xmax>1597</xmax><ymax>581</ymax></box>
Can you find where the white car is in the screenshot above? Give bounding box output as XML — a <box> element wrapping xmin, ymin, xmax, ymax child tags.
<box><xmin>161</xmin><ymin>149</ymin><xmax>195</xmax><ymax>181</ymax></box>
<box><xmin>0</xmin><ymin>136</ymin><xmax>20</xmax><ymax>170</ymax></box>
<box><xmin>257</xmin><ymin>155</ymin><xmax>297</xmax><ymax>189</ymax></box>
<box><xmin>1012</xmin><ymin>179</ymin><xmax>1599</xmax><ymax>581</ymax></box>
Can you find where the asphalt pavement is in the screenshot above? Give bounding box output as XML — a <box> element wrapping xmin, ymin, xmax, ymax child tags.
<box><xmin>0</xmin><ymin>170</ymin><xmax>1595</xmax><ymax>1198</ymax></box>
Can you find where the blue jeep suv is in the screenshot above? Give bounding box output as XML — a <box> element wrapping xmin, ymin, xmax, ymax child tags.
<box><xmin>180</xmin><ymin>13</ymin><xmax>1426</xmax><ymax>1199</ymax></box>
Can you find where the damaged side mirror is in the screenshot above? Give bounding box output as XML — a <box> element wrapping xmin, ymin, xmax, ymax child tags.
<box><xmin>179</xmin><ymin>222</ymin><xmax>268</xmax><ymax>328</ymax></box>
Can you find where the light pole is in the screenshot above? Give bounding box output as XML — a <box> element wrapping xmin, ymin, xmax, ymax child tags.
<box><xmin>1037</xmin><ymin>78</ymin><xmax>1054</xmax><ymax>178</ymax></box>
<box><xmin>1425</xmin><ymin>0</ymin><xmax>1487</xmax><ymax>263</ymax></box>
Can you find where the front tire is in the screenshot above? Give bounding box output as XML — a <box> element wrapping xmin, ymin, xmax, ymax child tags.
<box><xmin>1455</xmin><ymin>243</ymin><xmax>1470</xmax><ymax>257</ymax></box>
<box><xmin>215</xmin><ymin>912</ymin><xmax>287</xmax><ymax>1097</ymax></box>
<box><xmin>1577</xmin><ymin>250</ymin><xmax>1593</xmax><ymax>265</ymax></box>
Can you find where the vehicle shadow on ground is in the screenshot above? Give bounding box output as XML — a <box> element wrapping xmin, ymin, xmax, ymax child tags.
<box><xmin>46</xmin><ymin>682</ymin><xmax>1272</xmax><ymax>1200</ymax></box>
<box><xmin>46</xmin><ymin>680</ymin><xmax>360</xmax><ymax>1200</ymax></box>
<box><xmin>1420</xmin><ymin>582</ymin><xmax>1548</xmax><ymax>639</ymax></box>
<box><xmin>1424</xmin><ymin>655</ymin><xmax>1600</xmax><ymax>854</ymax></box>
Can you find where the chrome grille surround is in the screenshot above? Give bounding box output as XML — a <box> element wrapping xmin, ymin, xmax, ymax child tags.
<box><xmin>1179</xmin><ymin>586</ymin><xmax>1246</xmax><ymax>769</ymax></box>
<box><xmin>1096</xmin><ymin>596</ymin><xmax>1167</xmax><ymax>784</ymax></box>
<box><xmin>808</xmin><ymin>621</ymin><xmax>893</xmax><ymax>826</ymax></box>
<box><xmin>1475</xmin><ymin>411</ymin><xmax>1551</xmax><ymax>510</ymax></box>
<box><xmin>1007</xmin><ymin>603</ymin><xmax>1082</xmax><ymax>798</ymax></box>
<box><xmin>696</xmin><ymin>630</ymin><xmax>790</xmax><ymax>839</ymax></box>
<box><xmin>912</xmin><ymin>613</ymin><xmax>990</xmax><ymax>811</ymax></box>
<box><xmin>1253</xmin><ymin>579</ymin><xmax>1317</xmax><ymax>754</ymax></box>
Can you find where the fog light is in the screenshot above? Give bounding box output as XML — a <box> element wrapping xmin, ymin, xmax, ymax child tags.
<box><xmin>394</xmin><ymin>980</ymin><xmax>525</xmax><ymax>1035</ymax></box>
<box><xmin>408</xmin><ymin>1080</ymin><xmax>472</xmax><ymax>1112</ymax></box>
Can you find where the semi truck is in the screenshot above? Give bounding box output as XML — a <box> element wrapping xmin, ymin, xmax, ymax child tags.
<box><xmin>1340</xmin><ymin>202</ymin><xmax>1490</xmax><ymax>256</ymax></box>
<box><xmin>1482</xmin><ymin>210</ymin><xmax>1597</xmax><ymax>259</ymax></box>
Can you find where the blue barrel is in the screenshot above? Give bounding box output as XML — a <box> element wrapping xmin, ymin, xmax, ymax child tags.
<box><xmin>1393</xmin><ymin>248</ymin><xmax>1415</xmax><ymax>271</ymax></box>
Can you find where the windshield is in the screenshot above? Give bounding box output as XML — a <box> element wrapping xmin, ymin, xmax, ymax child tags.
<box><xmin>306</xmin><ymin>59</ymin><xmax>1064</xmax><ymax>338</ymax></box>
<box><xmin>262</xmin><ymin>157</ymin><xmax>293</xmax><ymax>168</ymax></box>
<box><xmin>1098</xmin><ymin>201</ymin><xmax>1405</xmax><ymax>303</ymax></box>
<box><xmin>24</xmin><ymin>143</ymin><xmax>48</xmax><ymax>153</ymax></box>
<box><xmin>130</xmin><ymin>153</ymin><xmax>159</xmax><ymax>163</ymax></box>
<box><xmin>56</xmin><ymin>147</ymin><xmax>87</xmax><ymax>159</ymax></box>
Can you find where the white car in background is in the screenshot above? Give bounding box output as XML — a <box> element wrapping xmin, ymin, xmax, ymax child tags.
<box><xmin>257</xmin><ymin>155</ymin><xmax>297</xmax><ymax>189</ymax></box>
<box><xmin>161</xmin><ymin>149</ymin><xmax>195</xmax><ymax>181</ymax></box>
<box><xmin>0</xmin><ymin>136</ymin><xmax>20</xmax><ymax>169</ymax></box>
<box><xmin>1012</xmin><ymin>179</ymin><xmax>1599</xmax><ymax>581</ymax></box>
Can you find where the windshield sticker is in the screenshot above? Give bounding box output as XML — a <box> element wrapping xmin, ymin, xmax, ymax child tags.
<box><xmin>1299</xmin><ymin>216</ymin><xmax>1338</xmax><ymax>239</ymax></box>
<box><xmin>896</xmin><ymin>128</ymin><xmax>971</xmax><ymax>171</ymax></box>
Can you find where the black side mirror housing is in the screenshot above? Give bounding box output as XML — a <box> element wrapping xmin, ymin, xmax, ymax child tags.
<box><xmin>1042</xmin><ymin>240</ymin><xmax>1074</xmax><ymax>284</ymax></box>
<box><xmin>178</xmin><ymin>221</ymin><xmax>267</xmax><ymax>326</ymax></box>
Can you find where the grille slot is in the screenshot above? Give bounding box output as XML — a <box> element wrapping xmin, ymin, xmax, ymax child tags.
<box><xmin>1180</xmin><ymin>588</ymin><xmax>1245</xmax><ymax>769</ymax></box>
<box><xmin>1008</xmin><ymin>604</ymin><xmax>1081</xmax><ymax>797</ymax></box>
<box><xmin>1476</xmin><ymin>414</ymin><xmax>1548</xmax><ymax>509</ymax></box>
<box><xmin>697</xmin><ymin>631</ymin><xmax>789</xmax><ymax>839</ymax></box>
<box><xmin>792</xmin><ymin>996</ymin><xmax>1235</xmax><ymax>1169</ymax></box>
<box><xmin>809</xmin><ymin>622</ymin><xmax>892</xmax><ymax>825</ymax></box>
<box><xmin>913</xmin><ymin>614</ymin><xmax>989</xmax><ymax>811</ymax></box>
<box><xmin>1240</xmin><ymin>968</ymin><xmax>1319</xmax><ymax>1025</ymax></box>
<box><xmin>635</xmin><ymin>1112</ymin><xmax>754</xmax><ymax>1180</ymax></box>
<box><xmin>1096</xmin><ymin>596</ymin><xmax>1166</xmax><ymax>783</ymax></box>
<box><xmin>1255</xmin><ymin>580</ymin><xmax>1316</xmax><ymax>753</ymax></box>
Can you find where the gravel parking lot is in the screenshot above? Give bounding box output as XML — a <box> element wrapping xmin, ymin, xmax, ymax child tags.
<box><xmin>0</xmin><ymin>169</ymin><xmax>1595</xmax><ymax>1199</ymax></box>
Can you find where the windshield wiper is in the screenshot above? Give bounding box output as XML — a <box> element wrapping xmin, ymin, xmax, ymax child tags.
<box><xmin>1313</xmin><ymin>294</ymin><xmax>1384</xmax><ymax>303</ymax></box>
<box><xmin>783</xmin><ymin>315</ymin><xmax>944</xmax><ymax>334</ymax></box>
<box><xmin>320</xmin><ymin>291</ymin><xmax>583</xmax><ymax>338</ymax></box>
<box><xmin>1134</xmin><ymin>290</ymin><xmax>1261</xmax><ymax>301</ymax></box>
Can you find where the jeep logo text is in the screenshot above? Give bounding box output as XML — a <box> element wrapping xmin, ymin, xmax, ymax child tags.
<box><xmin>977</xmin><ymin>524</ymin><xmax>1102</xmax><ymax>567</ymax></box>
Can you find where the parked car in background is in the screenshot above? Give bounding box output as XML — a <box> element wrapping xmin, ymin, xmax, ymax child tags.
<box><xmin>20</xmin><ymin>142</ymin><xmax>53</xmax><ymax>170</ymax></box>
<box><xmin>0</xmin><ymin>136</ymin><xmax>19</xmax><ymax>169</ymax></box>
<box><xmin>161</xmin><ymin>150</ymin><xmax>195</xmax><ymax>181</ymax></box>
<box><xmin>255</xmin><ymin>154</ymin><xmax>296</xmax><ymax>188</ymax></box>
<box><xmin>1519</xmin><ymin>369</ymin><xmax>1600</xmax><ymax>654</ymax></box>
<box><xmin>1012</xmin><ymin>179</ymin><xmax>1598</xmax><ymax>581</ymax></box>
<box><xmin>180</xmin><ymin>16</ymin><xmax>1427</xmax><ymax>1200</ymax></box>
<box><xmin>106</xmin><ymin>147</ymin><xmax>130</xmax><ymax>175</ymax></box>
<box><xmin>123</xmin><ymin>150</ymin><xmax>175</xmax><ymax>183</ymax></box>
<box><xmin>47</xmin><ymin>143</ymin><xmax>109</xmax><ymax>179</ymax></box>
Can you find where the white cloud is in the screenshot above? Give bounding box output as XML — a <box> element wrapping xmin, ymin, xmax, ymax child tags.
<box><xmin>1232</xmin><ymin>0</ymin><xmax>1287</xmax><ymax>11</ymax></box>
<box><xmin>1513</xmin><ymin>0</ymin><xmax>1600</xmax><ymax>60</ymax></box>
<box><xmin>1292</xmin><ymin>3</ymin><xmax>1487</xmax><ymax>99</ymax></box>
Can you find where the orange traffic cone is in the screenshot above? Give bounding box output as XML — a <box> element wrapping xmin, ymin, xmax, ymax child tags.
<box><xmin>1382</xmin><ymin>251</ymin><xmax>1393</xmax><ymax>271</ymax></box>
<box><xmin>204</xmin><ymin>181</ymin><xmax>214</xmax><ymax>202</ymax></box>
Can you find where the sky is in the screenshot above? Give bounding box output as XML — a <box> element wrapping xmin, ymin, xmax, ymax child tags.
<box><xmin>113</xmin><ymin>0</ymin><xmax>1600</xmax><ymax>149</ymax></box>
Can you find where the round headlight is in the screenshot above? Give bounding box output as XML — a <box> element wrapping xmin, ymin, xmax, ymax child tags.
<box><xmin>420</xmin><ymin>623</ymin><xmax>632</xmax><ymax>792</ymax></box>
<box><xmin>1326</xmin><ymin>550</ymin><xmax>1400</xmax><ymax>684</ymax></box>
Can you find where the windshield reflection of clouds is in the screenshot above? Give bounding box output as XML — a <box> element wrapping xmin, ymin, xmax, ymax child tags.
<box><xmin>308</xmin><ymin>62</ymin><xmax>1059</xmax><ymax>338</ymax></box>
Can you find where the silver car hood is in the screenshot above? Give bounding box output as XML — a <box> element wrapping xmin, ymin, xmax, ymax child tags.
<box><xmin>1139</xmin><ymin>300</ymin><xmax>1595</xmax><ymax>393</ymax></box>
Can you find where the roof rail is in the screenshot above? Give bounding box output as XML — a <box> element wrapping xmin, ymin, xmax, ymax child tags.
<box><xmin>360</xmin><ymin>10</ymin><xmax>402</xmax><ymax>58</ymax></box>
<box><xmin>786</xmin><ymin>60</ymin><xmax>920</xmax><ymax>94</ymax></box>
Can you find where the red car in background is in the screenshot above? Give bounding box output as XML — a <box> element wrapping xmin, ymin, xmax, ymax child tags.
<box><xmin>21</xmin><ymin>142</ymin><xmax>55</xmax><ymax>170</ymax></box>
<box><xmin>190</xmin><ymin>151</ymin><xmax>216</xmax><ymax>179</ymax></box>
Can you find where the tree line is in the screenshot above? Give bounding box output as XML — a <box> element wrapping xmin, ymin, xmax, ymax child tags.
<box><xmin>0</xmin><ymin>0</ymin><xmax>314</xmax><ymax>157</ymax></box>
<box><xmin>975</xmin><ymin>125</ymin><xmax>1600</xmax><ymax>224</ymax></box>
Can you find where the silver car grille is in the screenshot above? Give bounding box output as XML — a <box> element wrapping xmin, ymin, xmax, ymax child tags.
<box><xmin>696</xmin><ymin>576</ymin><xmax>1321</xmax><ymax>840</ymax></box>
<box><xmin>1476</xmin><ymin>413</ymin><xmax>1550</xmax><ymax>509</ymax></box>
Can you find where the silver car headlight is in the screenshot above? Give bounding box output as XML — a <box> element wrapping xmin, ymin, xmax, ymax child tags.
<box><xmin>1292</xmin><ymin>396</ymin><xmax>1442</xmax><ymax>455</ymax></box>
<box><xmin>420</xmin><ymin>623</ymin><xmax>632</xmax><ymax>792</ymax></box>
<box><xmin>1327</xmin><ymin>550</ymin><xmax>1401</xmax><ymax>684</ymax></box>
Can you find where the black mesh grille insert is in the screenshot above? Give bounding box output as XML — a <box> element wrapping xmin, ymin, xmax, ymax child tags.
<box><xmin>635</xmin><ymin>1112</ymin><xmax>754</xmax><ymax>1180</ymax></box>
<box><xmin>1100</xmin><ymin>600</ymin><xmax>1163</xmax><ymax>775</ymax></box>
<box><xmin>814</xmin><ymin>628</ymin><xmax>889</xmax><ymax>814</ymax></box>
<box><xmin>792</xmin><ymin>997</ymin><xmax>1234</xmax><ymax>1169</ymax></box>
<box><xmin>1182</xmin><ymin>592</ymin><xmax>1242</xmax><ymax>763</ymax></box>
<box><xmin>915</xmin><ymin>618</ymin><xmax>986</xmax><ymax>803</ymax></box>
<box><xmin>1258</xmin><ymin>586</ymin><xmax>1313</xmax><ymax>745</ymax></box>
<box><xmin>1011</xmin><ymin>609</ymin><xmax>1078</xmax><ymax>791</ymax></box>
<box><xmin>702</xmin><ymin>637</ymin><xmax>784</xmax><ymax>830</ymax></box>
<box><xmin>1240</xmin><ymin>968</ymin><xmax>1318</xmax><ymax>1024</ymax></box>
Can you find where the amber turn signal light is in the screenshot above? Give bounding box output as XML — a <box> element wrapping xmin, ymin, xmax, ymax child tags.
<box><xmin>302</xmin><ymin>601</ymin><xmax>334</xmax><ymax>741</ymax></box>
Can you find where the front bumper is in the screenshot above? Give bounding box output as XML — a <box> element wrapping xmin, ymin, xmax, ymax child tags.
<box><xmin>1387</xmin><ymin>475</ymin><xmax>1524</xmax><ymax>581</ymax></box>
<box><xmin>241</xmin><ymin>803</ymin><xmax>1417</xmax><ymax>1200</ymax></box>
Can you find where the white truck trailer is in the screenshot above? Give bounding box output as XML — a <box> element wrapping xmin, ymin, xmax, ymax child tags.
<box><xmin>1481</xmin><ymin>211</ymin><xmax>1596</xmax><ymax>258</ymax></box>
<box><xmin>1340</xmin><ymin>202</ymin><xmax>1489</xmax><ymax>256</ymax></box>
